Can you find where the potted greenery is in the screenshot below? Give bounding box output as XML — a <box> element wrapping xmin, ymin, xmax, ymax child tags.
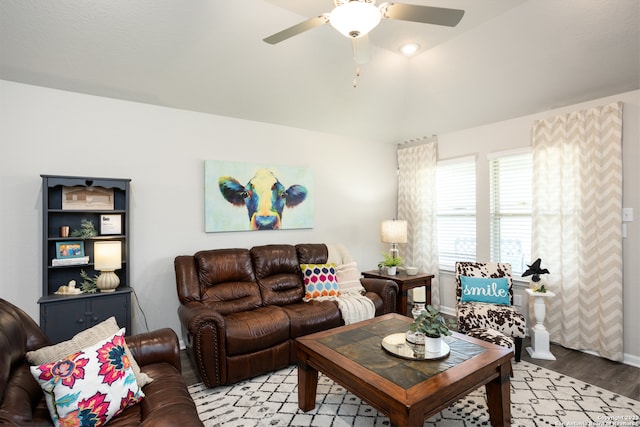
<box><xmin>409</xmin><ymin>305</ymin><xmax>456</xmax><ymax>353</ymax></box>
<box><xmin>71</xmin><ymin>218</ymin><xmax>98</xmax><ymax>238</ymax></box>
<box><xmin>378</xmin><ymin>253</ymin><xmax>404</xmax><ymax>275</ymax></box>
<box><xmin>79</xmin><ymin>269</ymin><xmax>98</xmax><ymax>293</ymax></box>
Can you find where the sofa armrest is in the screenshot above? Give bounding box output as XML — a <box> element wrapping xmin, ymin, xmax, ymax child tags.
<box><xmin>125</xmin><ymin>328</ymin><xmax>181</xmax><ymax>373</ymax></box>
<box><xmin>178</xmin><ymin>302</ymin><xmax>226</xmax><ymax>333</ymax></box>
<box><xmin>360</xmin><ymin>278</ymin><xmax>398</xmax><ymax>314</ymax></box>
<box><xmin>177</xmin><ymin>302</ymin><xmax>228</xmax><ymax>388</ymax></box>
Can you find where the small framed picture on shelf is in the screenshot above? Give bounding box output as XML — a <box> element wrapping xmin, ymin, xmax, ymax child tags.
<box><xmin>100</xmin><ymin>214</ymin><xmax>122</xmax><ymax>235</ymax></box>
<box><xmin>55</xmin><ymin>241</ymin><xmax>85</xmax><ymax>259</ymax></box>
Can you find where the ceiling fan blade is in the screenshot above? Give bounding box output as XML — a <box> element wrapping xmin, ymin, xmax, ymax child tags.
<box><xmin>352</xmin><ymin>35</ymin><xmax>371</xmax><ymax>65</ymax></box>
<box><xmin>381</xmin><ymin>3</ymin><xmax>464</xmax><ymax>27</ymax></box>
<box><xmin>263</xmin><ymin>14</ymin><xmax>330</xmax><ymax>45</ymax></box>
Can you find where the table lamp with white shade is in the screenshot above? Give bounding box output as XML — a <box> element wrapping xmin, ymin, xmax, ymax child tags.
<box><xmin>94</xmin><ymin>241</ymin><xmax>122</xmax><ymax>292</ymax></box>
<box><xmin>381</xmin><ymin>219</ymin><xmax>407</xmax><ymax>259</ymax></box>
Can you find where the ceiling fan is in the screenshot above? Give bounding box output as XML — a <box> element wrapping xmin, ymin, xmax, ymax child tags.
<box><xmin>263</xmin><ymin>0</ymin><xmax>465</xmax><ymax>46</ymax></box>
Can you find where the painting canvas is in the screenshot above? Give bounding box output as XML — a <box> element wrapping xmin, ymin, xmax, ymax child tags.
<box><xmin>205</xmin><ymin>160</ymin><xmax>314</xmax><ymax>232</ymax></box>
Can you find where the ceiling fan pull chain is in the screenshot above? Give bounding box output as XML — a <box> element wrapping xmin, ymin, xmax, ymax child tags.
<box><xmin>353</xmin><ymin>66</ymin><xmax>361</xmax><ymax>88</ymax></box>
<box><xmin>352</xmin><ymin>36</ymin><xmax>358</xmax><ymax>63</ymax></box>
<box><xmin>352</xmin><ymin>38</ymin><xmax>359</xmax><ymax>88</ymax></box>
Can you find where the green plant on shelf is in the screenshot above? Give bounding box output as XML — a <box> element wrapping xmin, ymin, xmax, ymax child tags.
<box><xmin>80</xmin><ymin>269</ymin><xmax>98</xmax><ymax>293</ymax></box>
<box><xmin>378</xmin><ymin>253</ymin><xmax>404</xmax><ymax>268</ymax></box>
<box><xmin>71</xmin><ymin>219</ymin><xmax>98</xmax><ymax>238</ymax></box>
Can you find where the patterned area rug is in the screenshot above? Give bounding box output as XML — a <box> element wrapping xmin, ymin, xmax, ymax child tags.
<box><xmin>188</xmin><ymin>361</ymin><xmax>639</xmax><ymax>426</ymax></box>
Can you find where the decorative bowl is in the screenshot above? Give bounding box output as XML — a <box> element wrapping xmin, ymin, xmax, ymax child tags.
<box><xmin>405</xmin><ymin>266</ymin><xmax>419</xmax><ymax>276</ymax></box>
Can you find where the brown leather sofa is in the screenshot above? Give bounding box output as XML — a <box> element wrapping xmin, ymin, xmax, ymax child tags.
<box><xmin>0</xmin><ymin>298</ymin><xmax>203</xmax><ymax>426</ymax></box>
<box><xmin>175</xmin><ymin>243</ymin><xmax>398</xmax><ymax>388</ymax></box>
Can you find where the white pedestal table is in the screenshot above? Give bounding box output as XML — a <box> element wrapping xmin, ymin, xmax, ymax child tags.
<box><xmin>525</xmin><ymin>288</ymin><xmax>556</xmax><ymax>360</ymax></box>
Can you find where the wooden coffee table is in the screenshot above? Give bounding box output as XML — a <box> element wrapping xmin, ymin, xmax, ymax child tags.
<box><xmin>296</xmin><ymin>313</ymin><xmax>512</xmax><ymax>426</ymax></box>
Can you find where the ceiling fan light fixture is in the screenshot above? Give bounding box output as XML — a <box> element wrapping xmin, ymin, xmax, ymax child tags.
<box><xmin>329</xmin><ymin>1</ymin><xmax>382</xmax><ymax>39</ymax></box>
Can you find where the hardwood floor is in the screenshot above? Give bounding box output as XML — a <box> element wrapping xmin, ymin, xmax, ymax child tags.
<box><xmin>180</xmin><ymin>350</ymin><xmax>201</xmax><ymax>387</ymax></box>
<box><xmin>520</xmin><ymin>337</ymin><xmax>639</xmax><ymax>400</ymax></box>
<box><xmin>180</xmin><ymin>337</ymin><xmax>639</xmax><ymax>400</ymax></box>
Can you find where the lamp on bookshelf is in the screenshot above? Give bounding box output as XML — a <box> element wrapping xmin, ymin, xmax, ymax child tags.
<box><xmin>94</xmin><ymin>241</ymin><xmax>121</xmax><ymax>292</ymax></box>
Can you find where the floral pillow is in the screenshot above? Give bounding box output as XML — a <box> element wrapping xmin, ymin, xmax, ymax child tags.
<box><xmin>301</xmin><ymin>263</ymin><xmax>341</xmax><ymax>301</ymax></box>
<box><xmin>30</xmin><ymin>328</ymin><xmax>144</xmax><ymax>427</ymax></box>
<box><xmin>26</xmin><ymin>317</ymin><xmax>152</xmax><ymax>388</ymax></box>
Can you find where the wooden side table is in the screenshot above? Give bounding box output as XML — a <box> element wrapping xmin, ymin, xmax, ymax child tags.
<box><xmin>362</xmin><ymin>270</ymin><xmax>434</xmax><ymax>316</ymax></box>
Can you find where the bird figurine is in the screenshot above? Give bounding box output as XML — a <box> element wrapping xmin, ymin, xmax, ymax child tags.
<box><xmin>522</xmin><ymin>258</ymin><xmax>550</xmax><ymax>292</ymax></box>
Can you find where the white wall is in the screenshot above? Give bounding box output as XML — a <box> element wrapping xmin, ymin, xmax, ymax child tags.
<box><xmin>2</xmin><ymin>80</ymin><xmax>637</xmax><ymax>365</ymax></box>
<box><xmin>0</xmin><ymin>80</ymin><xmax>398</xmax><ymax>340</ymax></box>
<box><xmin>435</xmin><ymin>90</ymin><xmax>640</xmax><ymax>366</ymax></box>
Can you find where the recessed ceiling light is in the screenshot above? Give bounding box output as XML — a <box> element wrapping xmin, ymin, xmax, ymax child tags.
<box><xmin>399</xmin><ymin>43</ymin><xmax>420</xmax><ymax>57</ymax></box>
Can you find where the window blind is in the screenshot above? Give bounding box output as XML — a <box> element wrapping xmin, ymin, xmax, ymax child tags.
<box><xmin>489</xmin><ymin>150</ymin><xmax>532</xmax><ymax>275</ymax></box>
<box><xmin>436</xmin><ymin>157</ymin><xmax>476</xmax><ymax>271</ymax></box>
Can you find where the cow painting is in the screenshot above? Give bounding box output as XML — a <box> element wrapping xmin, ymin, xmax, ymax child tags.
<box><xmin>218</xmin><ymin>169</ymin><xmax>308</xmax><ymax>230</ymax></box>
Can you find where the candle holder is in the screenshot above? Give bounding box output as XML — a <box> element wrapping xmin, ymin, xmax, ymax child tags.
<box><xmin>411</xmin><ymin>302</ymin><xmax>426</xmax><ymax>319</ymax></box>
<box><xmin>406</xmin><ymin>301</ymin><xmax>426</xmax><ymax>344</ymax></box>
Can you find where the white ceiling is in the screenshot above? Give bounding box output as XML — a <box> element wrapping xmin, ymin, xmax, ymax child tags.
<box><xmin>1</xmin><ymin>0</ymin><xmax>638</xmax><ymax>143</ymax></box>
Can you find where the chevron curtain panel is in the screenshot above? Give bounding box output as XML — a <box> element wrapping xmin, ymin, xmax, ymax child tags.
<box><xmin>397</xmin><ymin>139</ymin><xmax>440</xmax><ymax>306</ymax></box>
<box><xmin>531</xmin><ymin>101</ymin><xmax>623</xmax><ymax>361</ymax></box>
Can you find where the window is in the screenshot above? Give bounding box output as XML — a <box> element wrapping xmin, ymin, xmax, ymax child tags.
<box><xmin>489</xmin><ymin>149</ymin><xmax>532</xmax><ymax>275</ymax></box>
<box><xmin>436</xmin><ymin>156</ymin><xmax>476</xmax><ymax>270</ymax></box>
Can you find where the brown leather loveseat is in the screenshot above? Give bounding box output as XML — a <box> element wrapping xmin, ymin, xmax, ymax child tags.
<box><xmin>175</xmin><ymin>243</ymin><xmax>398</xmax><ymax>388</ymax></box>
<box><xmin>0</xmin><ymin>298</ymin><xmax>203</xmax><ymax>426</ymax></box>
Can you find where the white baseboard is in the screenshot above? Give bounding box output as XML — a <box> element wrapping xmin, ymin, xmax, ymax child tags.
<box><xmin>440</xmin><ymin>305</ymin><xmax>457</xmax><ymax>317</ymax></box>
<box><xmin>580</xmin><ymin>349</ymin><xmax>640</xmax><ymax>368</ymax></box>
<box><xmin>623</xmin><ymin>353</ymin><xmax>640</xmax><ymax>368</ymax></box>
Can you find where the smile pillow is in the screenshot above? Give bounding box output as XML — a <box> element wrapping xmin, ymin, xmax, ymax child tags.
<box><xmin>460</xmin><ymin>276</ymin><xmax>510</xmax><ymax>305</ymax></box>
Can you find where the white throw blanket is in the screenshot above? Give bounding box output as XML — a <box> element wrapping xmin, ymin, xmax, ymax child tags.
<box><xmin>336</xmin><ymin>292</ymin><xmax>375</xmax><ymax>325</ymax></box>
<box><xmin>325</xmin><ymin>243</ymin><xmax>375</xmax><ymax>324</ymax></box>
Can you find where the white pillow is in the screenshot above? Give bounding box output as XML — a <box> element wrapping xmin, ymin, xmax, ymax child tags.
<box><xmin>26</xmin><ymin>317</ymin><xmax>152</xmax><ymax>388</ymax></box>
<box><xmin>326</xmin><ymin>243</ymin><xmax>355</xmax><ymax>265</ymax></box>
<box><xmin>336</xmin><ymin>262</ymin><xmax>365</xmax><ymax>295</ymax></box>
